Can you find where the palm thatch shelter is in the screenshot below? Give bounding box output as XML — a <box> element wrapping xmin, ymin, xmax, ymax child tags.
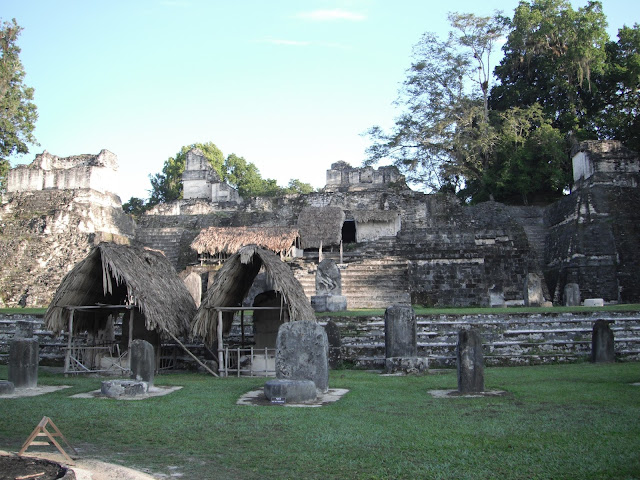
<box><xmin>192</xmin><ymin>245</ymin><xmax>315</xmax><ymax>375</ymax></box>
<box><xmin>45</xmin><ymin>242</ymin><xmax>195</xmax><ymax>374</ymax></box>
<box><xmin>191</xmin><ymin>226</ymin><xmax>300</xmax><ymax>262</ymax></box>
<box><xmin>297</xmin><ymin>207</ymin><xmax>345</xmax><ymax>260</ymax></box>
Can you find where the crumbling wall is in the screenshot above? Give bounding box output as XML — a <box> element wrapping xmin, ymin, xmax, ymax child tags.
<box><xmin>0</xmin><ymin>190</ymin><xmax>134</xmax><ymax>307</ymax></box>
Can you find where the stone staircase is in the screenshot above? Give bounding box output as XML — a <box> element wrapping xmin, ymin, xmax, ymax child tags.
<box><xmin>134</xmin><ymin>227</ymin><xmax>184</xmax><ymax>267</ymax></box>
<box><xmin>505</xmin><ymin>205</ymin><xmax>547</xmax><ymax>266</ymax></box>
<box><xmin>320</xmin><ymin>310</ymin><xmax>640</xmax><ymax>368</ymax></box>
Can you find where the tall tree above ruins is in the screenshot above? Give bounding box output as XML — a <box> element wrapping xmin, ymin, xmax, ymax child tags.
<box><xmin>0</xmin><ymin>18</ymin><xmax>38</xmax><ymax>191</ymax></box>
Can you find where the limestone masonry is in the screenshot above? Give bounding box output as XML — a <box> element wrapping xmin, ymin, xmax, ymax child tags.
<box><xmin>1</xmin><ymin>140</ymin><xmax>638</xmax><ymax>309</ymax></box>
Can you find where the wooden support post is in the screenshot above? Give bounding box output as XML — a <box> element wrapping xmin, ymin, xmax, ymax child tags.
<box><xmin>64</xmin><ymin>309</ymin><xmax>74</xmax><ymax>374</ymax></box>
<box><xmin>128</xmin><ymin>308</ymin><xmax>134</xmax><ymax>350</ymax></box>
<box><xmin>240</xmin><ymin>310</ymin><xmax>245</xmax><ymax>346</ymax></box>
<box><xmin>164</xmin><ymin>329</ymin><xmax>218</xmax><ymax>377</ymax></box>
<box><xmin>217</xmin><ymin>309</ymin><xmax>225</xmax><ymax>377</ymax></box>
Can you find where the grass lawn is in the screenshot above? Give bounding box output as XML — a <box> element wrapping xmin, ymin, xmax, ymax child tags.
<box><xmin>1</xmin><ymin>363</ymin><xmax>639</xmax><ymax>479</ymax></box>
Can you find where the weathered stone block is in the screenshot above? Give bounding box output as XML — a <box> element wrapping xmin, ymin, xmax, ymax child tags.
<box><xmin>101</xmin><ymin>380</ymin><xmax>148</xmax><ymax>398</ymax></box>
<box><xmin>0</xmin><ymin>380</ymin><xmax>15</xmax><ymax>395</ymax></box>
<box><xmin>584</xmin><ymin>298</ymin><xmax>604</xmax><ymax>307</ymax></box>
<box><xmin>324</xmin><ymin>320</ymin><xmax>342</xmax><ymax>369</ymax></box>
<box><xmin>130</xmin><ymin>339</ymin><xmax>155</xmax><ymax>386</ymax></box>
<box><xmin>457</xmin><ymin>329</ymin><xmax>484</xmax><ymax>393</ymax></box>
<box><xmin>385</xmin><ymin>304</ymin><xmax>417</xmax><ymax>358</ymax></box>
<box><xmin>384</xmin><ymin>357</ymin><xmax>429</xmax><ymax>374</ymax></box>
<box><xmin>564</xmin><ymin>283</ymin><xmax>581</xmax><ymax>307</ymax></box>
<box><xmin>8</xmin><ymin>338</ymin><xmax>39</xmax><ymax>388</ymax></box>
<box><xmin>524</xmin><ymin>273</ymin><xmax>544</xmax><ymax>307</ymax></box>
<box><xmin>591</xmin><ymin>320</ymin><xmax>615</xmax><ymax>363</ymax></box>
<box><xmin>264</xmin><ymin>379</ymin><xmax>317</xmax><ymax>403</ymax></box>
<box><xmin>276</xmin><ymin>321</ymin><xmax>329</xmax><ymax>393</ymax></box>
<box><xmin>311</xmin><ymin>295</ymin><xmax>347</xmax><ymax>312</ymax></box>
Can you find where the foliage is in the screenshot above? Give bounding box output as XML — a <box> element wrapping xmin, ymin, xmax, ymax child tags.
<box><xmin>0</xmin><ymin>18</ymin><xmax>38</xmax><ymax>191</ymax></box>
<box><xmin>490</xmin><ymin>0</ymin><xmax>609</xmax><ymax>137</ymax></box>
<box><xmin>148</xmin><ymin>142</ymin><xmax>224</xmax><ymax>205</ymax></box>
<box><xmin>0</xmin><ymin>364</ymin><xmax>639</xmax><ymax>479</ymax></box>
<box><xmin>122</xmin><ymin>196</ymin><xmax>148</xmax><ymax>216</ymax></box>
<box><xmin>148</xmin><ymin>144</ymin><xmax>314</xmax><ymax>204</ymax></box>
<box><xmin>588</xmin><ymin>24</ymin><xmax>640</xmax><ymax>151</ymax></box>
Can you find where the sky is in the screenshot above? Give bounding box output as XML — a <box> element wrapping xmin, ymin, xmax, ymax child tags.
<box><xmin>3</xmin><ymin>0</ymin><xmax>639</xmax><ymax>201</ymax></box>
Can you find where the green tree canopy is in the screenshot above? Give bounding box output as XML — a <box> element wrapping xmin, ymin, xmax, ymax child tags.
<box><xmin>0</xmin><ymin>18</ymin><xmax>38</xmax><ymax>191</ymax></box>
<box><xmin>147</xmin><ymin>143</ymin><xmax>314</xmax><ymax>206</ymax></box>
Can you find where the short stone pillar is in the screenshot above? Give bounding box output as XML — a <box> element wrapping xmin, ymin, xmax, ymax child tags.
<box><xmin>524</xmin><ymin>273</ymin><xmax>544</xmax><ymax>307</ymax></box>
<box><xmin>457</xmin><ymin>329</ymin><xmax>484</xmax><ymax>394</ymax></box>
<box><xmin>275</xmin><ymin>321</ymin><xmax>329</xmax><ymax>393</ymax></box>
<box><xmin>184</xmin><ymin>272</ymin><xmax>203</xmax><ymax>308</ymax></box>
<box><xmin>385</xmin><ymin>305</ymin><xmax>417</xmax><ymax>358</ymax></box>
<box><xmin>324</xmin><ymin>320</ymin><xmax>342</xmax><ymax>369</ymax></box>
<box><xmin>311</xmin><ymin>259</ymin><xmax>347</xmax><ymax>312</ymax></box>
<box><xmin>14</xmin><ymin>320</ymin><xmax>34</xmax><ymax>339</ymax></box>
<box><xmin>564</xmin><ymin>283</ymin><xmax>581</xmax><ymax>307</ymax></box>
<box><xmin>591</xmin><ymin>320</ymin><xmax>615</xmax><ymax>363</ymax></box>
<box><xmin>384</xmin><ymin>305</ymin><xmax>428</xmax><ymax>374</ymax></box>
<box><xmin>8</xmin><ymin>338</ymin><xmax>39</xmax><ymax>388</ymax></box>
<box><xmin>130</xmin><ymin>339</ymin><xmax>155</xmax><ymax>386</ymax></box>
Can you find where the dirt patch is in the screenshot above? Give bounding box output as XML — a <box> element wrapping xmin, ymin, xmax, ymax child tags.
<box><xmin>0</xmin><ymin>454</ymin><xmax>71</xmax><ymax>479</ymax></box>
<box><xmin>237</xmin><ymin>388</ymin><xmax>349</xmax><ymax>407</ymax></box>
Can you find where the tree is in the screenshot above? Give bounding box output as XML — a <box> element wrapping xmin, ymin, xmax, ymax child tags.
<box><xmin>148</xmin><ymin>142</ymin><xmax>224</xmax><ymax>205</ymax></box>
<box><xmin>122</xmin><ymin>197</ymin><xmax>148</xmax><ymax>216</ymax></box>
<box><xmin>588</xmin><ymin>24</ymin><xmax>640</xmax><ymax>151</ymax></box>
<box><xmin>284</xmin><ymin>179</ymin><xmax>314</xmax><ymax>195</ymax></box>
<box><xmin>224</xmin><ymin>153</ymin><xmax>281</xmax><ymax>197</ymax></box>
<box><xmin>365</xmin><ymin>13</ymin><xmax>506</xmax><ymax>195</ymax></box>
<box><xmin>0</xmin><ymin>18</ymin><xmax>38</xmax><ymax>191</ymax></box>
<box><xmin>490</xmin><ymin>0</ymin><xmax>609</xmax><ymax>137</ymax></box>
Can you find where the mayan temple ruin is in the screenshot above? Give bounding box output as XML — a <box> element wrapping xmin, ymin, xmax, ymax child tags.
<box><xmin>1</xmin><ymin>140</ymin><xmax>639</xmax><ymax>310</ymax></box>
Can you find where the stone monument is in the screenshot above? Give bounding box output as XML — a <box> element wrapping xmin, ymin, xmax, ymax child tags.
<box><xmin>130</xmin><ymin>339</ymin><xmax>155</xmax><ymax>386</ymax></box>
<box><xmin>564</xmin><ymin>283</ymin><xmax>581</xmax><ymax>307</ymax></box>
<box><xmin>324</xmin><ymin>320</ymin><xmax>342</xmax><ymax>369</ymax></box>
<box><xmin>457</xmin><ymin>329</ymin><xmax>484</xmax><ymax>393</ymax></box>
<box><xmin>311</xmin><ymin>259</ymin><xmax>347</xmax><ymax>313</ymax></box>
<box><xmin>8</xmin><ymin>338</ymin><xmax>39</xmax><ymax>388</ymax></box>
<box><xmin>591</xmin><ymin>320</ymin><xmax>615</xmax><ymax>363</ymax></box>
<box><xmin>266</xmin><ymin>320</ymin><xmax>329</xmax><ymax>403</ymax></box>
<box><xmin>384</xmin><ymin>304</ymin><xmax>428</xmax><ymax>374</ymax></box>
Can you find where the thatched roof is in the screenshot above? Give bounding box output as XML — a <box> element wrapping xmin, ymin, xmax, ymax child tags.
<box><xmin>191</xmin><ymin>226</ymin><xmax>299</xmax><ymax>256</ymax></box>
<box><xmin>352</xmin><ymin>210</ymin><xmax>400</xmax><ymax>223</ymax></box>
<box><xmin>297</xmin><ymin>207</ymin><xmax>345</xmax><ymax>249</ymax></box>
<box><xmin>45</xmin><ymin>243</ymin><xmax>195</xmax><ymax>336</ymax></box>
<box><xmin>192</xmin><ymin>245</ymin><xmax>315</xmax><ymax>344</ymax></box>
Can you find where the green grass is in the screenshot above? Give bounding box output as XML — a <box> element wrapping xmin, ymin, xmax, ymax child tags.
<box><xmin>1</xmin><ymin>363</ymin><xmax>639</xmax><ymax>479</ymax></box>
<box><xmin>0</xmin><ymin>308</ymin><xmax>47</xmax><ymax>315</ymax></box>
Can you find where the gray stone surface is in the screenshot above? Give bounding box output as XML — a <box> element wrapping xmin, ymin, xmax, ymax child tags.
<box><xmin>101</xmin><ymin>380</ymin><xmax>148</xmax><ymax>398</ymax></box>
<box><xmin>130</xmin><ymin>339</ymin><xmax>155</xmax><ymax>386</ymax></box>
<box><xmin>8</xmin><ymin>338</ymin><xmax>39</xmax><ymax>388</ymax></box>
<box><xmin>183</xmin><ymin>272</ymin><xmax>203</xmax><ymax>308</ymax></box>
<box><xmin>324</xmin><ymin>320</ymin><xmax>342</xmax><ymax>369</ymax></box>
<box><xmin>276</xmin><ymin>321</ymin><xmax>329</xmax><ymax>393</ymax></box>
<box><xmin>311</xmin><ymin>294</ymin><xmax>347</xmax><ymax>313</ymax></box>
<box><xmin>385</xmin><ymin>305</ymin><xmax>417</xmax><ymax>358</ymax></box>
<box><xmin>0</xmin><ymin>380</ymin><xmax>15</xmax><ymax>395</ymax></box>
<box><xmin>584</xmin><ymin>298</ymin><xmax>604</xmax><ymax>307</ymax></box>
<box><xmin>564</xmin><ymin>283</ymin><xmax>581</xmax><ymax>307</ymax></box>
<box><xmin>591</xmin><ymin>320</ymin><xmax>615</xmax><ymax>363</ymax></box>
<box><xmin>316</xmin><ymin>259</ymin><xmax>342</xmax><ymax>295</ymax></box>
<box><xmin>263</xmin><ymin>379</ymin><xmax>317</xmax><ymax>403</ymax></box>
<box><xmin>457</xmin><ymin>329</ymin><xmax>484</xmax><ymax>393</ymax></box>
<box><xmin>384</xmin><ymin>357</ymin><xmax>429</xmax><ymax>374</ymax></box>
<box><xmin>14</xmin><ymin>320</ymin><xmax>34</xmax><ymax>338</ymax></box>
<box><xmin>524</xmin><ymin>273</ymin><xmax>544</xmax><ymax>307</ymax></box>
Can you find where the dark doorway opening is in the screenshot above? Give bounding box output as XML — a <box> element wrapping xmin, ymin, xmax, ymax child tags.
<box><xmin>342</xmin><ymin>220</ymin><xmax>356</xmax><ymax>243</ymax></box>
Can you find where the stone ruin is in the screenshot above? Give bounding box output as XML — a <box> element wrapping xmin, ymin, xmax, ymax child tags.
<box><xmin>311</xmin><ymin>259</ymin><xmax>347</xmax><ymax>312</ymax></box>
<box><xmin>6</xmin><ymin>321</ymin><xmax>39</xmax><ymax>390</ymax></box>
<box><xmin>182</xmin><ymin>148</ymin><xmax>241</xmax><ymax>203</ymax></box>
<box><xmin>457</xmin><ymin>329</ymin><xmax>485</xmax><ymax>394</ymax></box>
<box><xmin>264</xmin><ymin>321</ymin><xmax>329</xmax><ymax>403</ymax></box>
<box><xmin>384</xmin><ymin>305</ymin><xmax>429</xmax><ymax>374</ymax></box>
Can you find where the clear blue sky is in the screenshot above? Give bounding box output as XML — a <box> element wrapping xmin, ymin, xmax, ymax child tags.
<box><xmin>3</xmin><ymin>0</ymin><xmax>638</xmax><ymax>201</ymax></box>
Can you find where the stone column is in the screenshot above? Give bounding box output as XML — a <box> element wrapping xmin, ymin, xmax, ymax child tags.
<box><xmin>457</xmin><ymin>329</ymin><xmax>484</xmax><ymax>394</ymax></box>
<box><xmin>564</xmin><ymin>283</ymin><xmax>581</xmax><ymax>307</ymax></box>
<box><xmin>130</xmin><ymin>339</ymin><xmax>155</xmax><ymax>386</ymax></box>
<box><xmin>324</xmin><ymin>320</ymin><xmax>342</xmax><ymax>369</ymax></box>
<box><xmin>591</xmin><ymin>320</ymin><xmax>614</xmax><ymax>363</ymax></box>
<box><xmin>8</xmin><ymin>338</ymin><xmax>39</xmax><ymax>388</ymax></box>
<box><xmin>385</xmin><ymin>304</ymin><xmax>417</xmax><ymax>358</ymax></box>
<box><xmin>275</xmin><ymin>321</ymin><xmax>329</xmax><ymax>393</ymax></box>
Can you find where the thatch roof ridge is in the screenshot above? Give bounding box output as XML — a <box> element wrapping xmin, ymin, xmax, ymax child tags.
<box><xmin>191</xmin><ymin>226</ymin><xmax>299</xmax><ymax>256</ymax></box>
<box><xmin>45</xmin><ymin>243</ymin><xmax>195</xmax><ymax>336</ymax></box>
<box><xmin>297</xmin><ymin>206</ymin><xmax>345</xmax><ymax>249</ymax></box>
<box><xmin>352</xmin><ymin>209</ymin><xmax>400</xmax><ymax>223</ymax></box>
<box><xmin>192</xmin><ymin>245</ymin><xmax>315</xmax><ymax>344</ymax></box>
